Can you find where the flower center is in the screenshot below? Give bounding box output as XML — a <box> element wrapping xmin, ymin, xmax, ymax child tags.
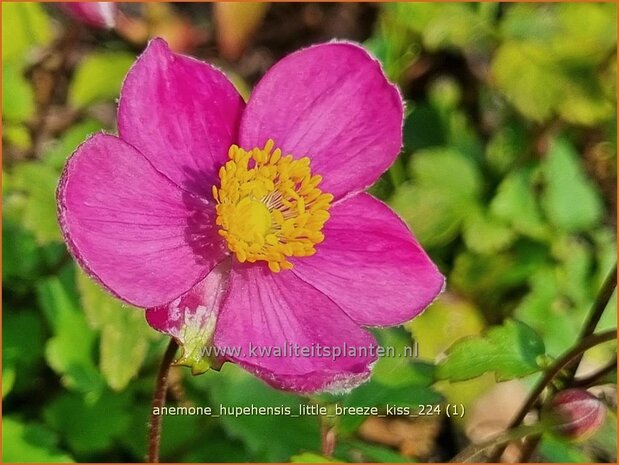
<box><xmin>213</xmin><ymin>140</ymin><xmax>333</xmax><ymax>272</ymax></box>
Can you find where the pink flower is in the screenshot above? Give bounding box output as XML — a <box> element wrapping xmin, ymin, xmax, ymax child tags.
<box><xmin>59</xmin><ymin>2</ymin><xmax>117</xmax><ymax>29</ymax></box>
<box><xmin>57</xmin><ymin>38</ymin><xmax>444</xmax><ymax>393</ymax></box>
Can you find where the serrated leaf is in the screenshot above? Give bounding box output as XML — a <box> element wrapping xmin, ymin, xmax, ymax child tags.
<box><xmin>2</xmin><ymin>417</ymin><xmax>74</xmax><ymax>463</ymax></box>
<box><xmin>36</xmin><ymin>277</ymin><xmax>104</xmax><ymax>394</ymax></box>
<box><xmin>541</xmin><ymin>138</ymin><xmax>603</xmax><ymax>232</ymax></box>
<box><xmin>436</xmin><ymin>319</ymin><xmax>545</xmax><ymax>382</ymax></box>
<box><xmin>490</xmin><ymin>168</ymin><xmax>549</xmax><ymax>239</ymax></box>
<box><xmin>69</xmin><ymin>52</ymin><xmax>135</xmax><ymax>107</ymax></box>
<box><xmin>77</xmin><ymin>271</ymin><xmax>157</xmax><ymax>391</ymax></box>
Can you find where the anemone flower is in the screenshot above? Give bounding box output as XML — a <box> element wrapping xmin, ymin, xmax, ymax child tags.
<box><xmin>57</xmin><ymin>38</ymin><xmax>444</xmax><ymax>393</ymax></box>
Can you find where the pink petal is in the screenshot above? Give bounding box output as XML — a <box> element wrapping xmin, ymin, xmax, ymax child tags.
<box><xmin>58</xmin><ymin>133</ymin><xmax>227</xmax><ymax>308</ymax></box>
<box><xmin>118</xmin><ymin>38</ymin><xmax>245</xmax><ymax>197</ymax></box>
<box><xmin>213</xmin><ymin>263</ymin><xmax>378</xmax><ymax>393</ymax></box>
<box><xmin>60</xmin><ymin>2</ymin><xmax>117</xmax><ymax>29</ymax></box>
<box><xmin>146</xmin><ymin>260</ymin><xmax>231</xmax><ymax>374</ymax></box>
<box><xmin>292</xmin><ymin>193</ymin><xmax>444</xmax><ymax>326</ymax></box>
<box><xmin>239</xmin><ymin>42</ymin><xmax>403</xmax><ymax>200</ymax></box>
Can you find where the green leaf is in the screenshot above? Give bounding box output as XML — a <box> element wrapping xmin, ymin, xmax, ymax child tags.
<box><xmin>69</xmin><ymin>52</ymin><xmax>135</xmax><ymax>107</ymax></box>
<box><xmin>408</xmin><ymin>147</ymin><xmax>482</xmax><ymax>196</ymax></box>
<box><xmin>203</xmin><ymin>365</ymin><xmax>320</xmax><ymax>462</ymax></box>
<box><xmin>490</xmin><ymin>168</ymin><xmax>549</xmax><ymax>239</ymax></box>
<box><xmin>2</xmin><ymin>61</ymin><xmax>35</xmax><ymax>122</ymax></box>
<box><xmin>390</xmin><ymin>148</ymin><xmax>481</xmax><ymax>248</ymax></box>
<box><xmin>436</xmin><ymin>319</ymin><xmax>546</xmax><ymax>382</ymax></box>
<box><xmin>37</xmin><ymin>277</ymin><xmax>104</xmax><ymax>394</ymax></box>
<box><xmin>514</xmin><ymin>267</ymin><xmax>580</xmax><ymax>357</ymax></box>
<box><xmin>44</xmin><ymin>390</ymin><xmax>131</xmax><ymax>455</ymax></box>
<box><xmin>2</xmin><ymin>417</ymin><xmax>74</xmax><ymax>463</ymax></box>
<box><xmin>2</xmin><ymin>217</ymin><xmax>44</xmax><ymax>286</ymax></box>
<box><xmin>406</xmin><ymin>293</ymin><xmax>486</xmax><ymax>362</ymax></box>
<box><xmin>450</xmin><ymin>241</ymin><xmax>551</xmax><ymax>307</ymax></box>
<box><xmin>77</xmin><ymin>271</ymin><xmax>157</xmax><ymax>391</ymax></box>
<box><xmin>371</xmin><ymin>330</ymin><xmax>438</xmax><ymax>388</ymax></box>
<box><xmin>492</xmin><ymin>39</ymin><xmax>614</xmax><ymax>125</ymax></box>
<box><xmin>2</xmin><ymin>2</ymin><xmax>52</xmax><ymax>65</ymax></box>
<box><xmin>9</xmin><ymin>161</ymin><xmax>62</xmax><ymax>244</ymax></box>
<box><xmin>541</xmin><ymin>138</ymin><xmax>603</xmax><ymax>232</ymax></box>
<box><xmin>539</xmin><ymin>434</ymin><xmax>592</xmax><ymax>463</ymax></box>
<box><xmin>2</xmin><ymin>364</ymin><xmax>15</xmax><ymax>398</ymax></box>
<box><xmin>462</xmin><ymin>210</ymin><xmax>516</xmax><ymax>254</ymax></box>
<box><xmin>320</xmin><ymin>330</ymin><xmax>442</xmax><ymax>434</ymax></box>
<box><xmin>485</xmin><ymin>121</ymin><xmax>529</xmax><ymax>174</ymax></box>
<box><xmin>501</xmin><ymin>4</ymin><xmax>616</xmax><ymax>64</ymax></box>
<box><xmin>3</xmin><ymin>123</ymin><xmax>32</xmax><ymax>150</ymax></box>
<box><xmin>492</xmin><ymin>42</ymin><xmax>563</xmax><ymax>122</ymax></box>
<box><xmin>3</xmin><ymin>310</ymin><xmax>46</xmax><ymax>395</ymax></box>
<box><xmin>495</xmin><ymin>4</ymin><xmax>615</xmax><ymax>124</ymax></box>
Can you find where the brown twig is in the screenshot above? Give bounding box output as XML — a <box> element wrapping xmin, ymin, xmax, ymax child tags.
<box><xmin>147</xmin><ymin>338</ymin><xmax>178</xmax><ymax>463</ymax></box>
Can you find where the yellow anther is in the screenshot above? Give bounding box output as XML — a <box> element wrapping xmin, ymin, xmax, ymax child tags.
<box><xmin>214</xmin><ymin>139</ymin><xmax>332</xmax><ymax>272</ymax></box>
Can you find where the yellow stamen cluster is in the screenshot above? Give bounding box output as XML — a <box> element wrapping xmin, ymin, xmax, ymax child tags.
<box><xmin>213</xmin><ymin>140</ymin><xmax>333</xmax><ymax>272</ymax></box>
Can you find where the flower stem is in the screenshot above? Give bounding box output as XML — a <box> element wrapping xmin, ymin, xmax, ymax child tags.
<box><xmin>147</xmin><ymin>338</ymin><xmax>178</xmax><ymax>463</ymax></box>
<box><xmin>486</xmin><ymin>329</ymin><xmax>616</xmax><ymax>462</ymax></box>
<box><xmin>566</xmin><ymin>263</ymin><xmax>616</xmax><ymax>380</ymax></box>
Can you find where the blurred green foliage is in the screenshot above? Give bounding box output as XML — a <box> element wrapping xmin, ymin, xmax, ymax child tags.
<box><xmin>2</xmin><ymin>2</ymin><xmax>617</xmax><ymax>463</ymax></box>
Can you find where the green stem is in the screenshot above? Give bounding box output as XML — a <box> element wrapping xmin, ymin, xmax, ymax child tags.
<box><xmin>487</xmin><ymin>329</ymin><xmax>616</xmax><ymax>462</ymax></box>
<box><xmin>516</xmin><ymin>266</ymin><xmax>617</xmax><ymax>462</ymax></box>
<box><xmin>147</xmin><ymin>338</ymin><xmax>178</xmax><ymax>463</ymax></box>
<box><xmin>566</xmin><ymin>263</ymin><xmax>616</xmax><ymax>380</ymax></box>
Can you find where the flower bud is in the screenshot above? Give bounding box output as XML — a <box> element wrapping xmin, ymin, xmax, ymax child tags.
<box><xmin>59</xmin><ymin>2</ymin><xmax>117</xmax><ymax>29</ymax></box>
<box><xmin>546</xmin><ymin>389</ymin><xmax>606</xmax><ymax>441</ymax></box>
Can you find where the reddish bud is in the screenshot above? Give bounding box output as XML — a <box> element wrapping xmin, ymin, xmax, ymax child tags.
<box><xmin>59</xmin><ymin>3</ymin><xmax>117</xmax><ymax>29</ymax></box>
<box><xmin>546</xmin><ymin>389</ymin><xmax>606</xmax><ymax>441</ymax></box>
